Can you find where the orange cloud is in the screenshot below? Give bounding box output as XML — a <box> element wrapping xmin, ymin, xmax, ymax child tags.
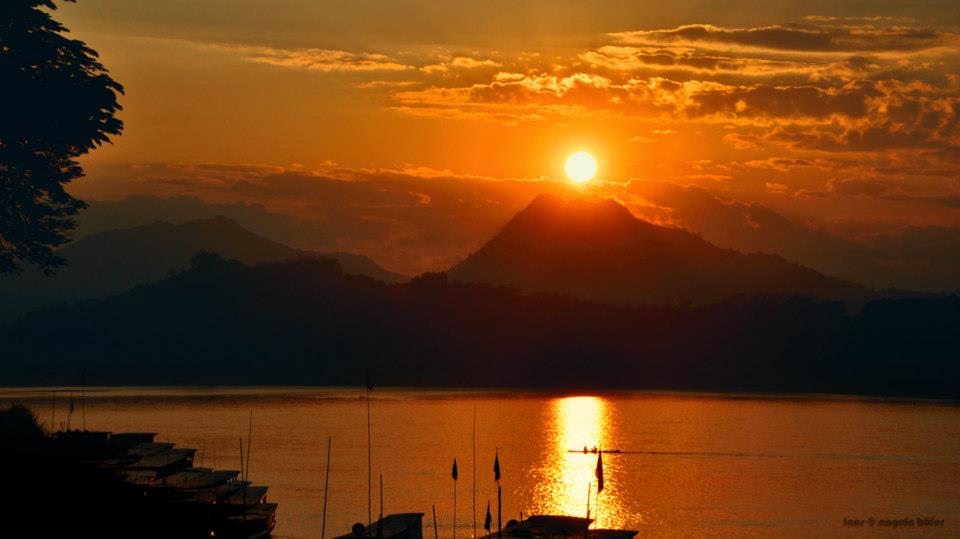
<box><xmin>581</xmin><ymin>45</ymin><xmax>816</xmax><ymax>77</ymax></box>
<box><xmin>421</xmin><ymin>56</ymin><xmax>502</xmax><ymax>73</ymax></box>
<box><xmin>243</xmin><ymin>47</ymin><xmax>413</xmax><ymax>72</ymax></box>
<box><xmin>610</xmin><ymin>23</ymin><xmax>955</xmax><ymax>54</ymax></box>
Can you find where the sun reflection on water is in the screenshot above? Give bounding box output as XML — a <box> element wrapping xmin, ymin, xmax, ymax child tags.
<box><xmin>530</xmin><ymin>396</ymin><xmax>626</xmax><ymax>529</ymax></box>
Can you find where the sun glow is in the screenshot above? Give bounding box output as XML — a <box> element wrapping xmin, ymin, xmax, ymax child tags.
<box><xmin>565</xmin><ymin>151</ymin><xmax>597</xmax><ymax>183</ymax></box>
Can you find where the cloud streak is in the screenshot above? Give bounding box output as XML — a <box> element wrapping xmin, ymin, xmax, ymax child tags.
<box><xmin>609</xmin><ymin>23</ymin><xmax>954</xmax><ymax>54</ymax></box>
<box><xmin>242</xmin><ymin>47</ymin><xmax>413</xmax><ymax>72</ymax></box>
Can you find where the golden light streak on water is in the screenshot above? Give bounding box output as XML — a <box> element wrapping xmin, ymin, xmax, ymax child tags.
<box><xmin>529</xmin><ymin>396</ymin><xmax>626</xmax><ymax>529</ymax></box>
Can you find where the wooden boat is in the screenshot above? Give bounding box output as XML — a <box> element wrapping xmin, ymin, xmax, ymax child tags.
<box><xmin>480</xmin><ymin>515</ymin><xmax>637</xmax><ymax>539</ymax></box>
<box><xmin>162</xmin><ymin>467</ymin><xmax>241</xmax><ymax>490</ymax></box>
<box><xmin>219</xmin><ymin>502</ymin><xmax>278</xmax><ymax>539</ymax></box>
<box><xmin>567</xmin><ymin>448</ymin><xmax>622</xmax><ymax>454</ymax></box>
<box><xmin>48</xmin><ymin>428</ymin><xmax>277</xmax><ymax>538</ymax></box>
<box><xmin>224</xmin><ymin>485</ymin><xmax>269</xmax><ymax>506</ymax></box>
<box><xmin>108</xmin><ymin>448</ymin><xmax>198</xmax><ymax>483</ymax></box>
<box><xmin>171</xmin><ymin>484</ymin><xmax>269</xmax><ymax>506</ymax></box>
<box><xmin>127</xmin><ymin>441</ymin><xmax>176</xmax><ymax>457</ymax></box>
<box><xmin>334</xmin><ymin>513</ymin><xmax>425</xmax><ymax>539</ymax></box>
<box><xmin>108</xmin><ymin>432</ymin><xmax>159</xmax><ymax>448</ymax></box>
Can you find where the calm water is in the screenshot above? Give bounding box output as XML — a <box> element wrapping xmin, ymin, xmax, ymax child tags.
<box><xmin>3</xmin><ymin>387</ymin><xmax>959</xmax><ymax>538</ymax></box>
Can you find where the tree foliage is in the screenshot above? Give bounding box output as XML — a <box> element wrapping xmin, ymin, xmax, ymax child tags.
<box><xmin>0</xmin><ymin>0</ymin><xmax>123</xmax><ymax>273</ymax></box>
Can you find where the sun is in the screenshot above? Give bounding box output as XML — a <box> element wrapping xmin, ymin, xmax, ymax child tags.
<box><xmin>565</xmin><ymin>151</ymin><xmax>597</xmax><ymax>183</ymax></box>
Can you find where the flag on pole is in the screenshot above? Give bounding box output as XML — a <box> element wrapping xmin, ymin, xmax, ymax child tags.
<box><xmin>595</xmin><ymin>450</ymin><xmax>604</xmax><ymax>493</ymax></box>
<box><xmin>452</xmin><ymin>458</ymin><xmax>459</xmax><ymax>481</ymax></box>
<box><xmin>484</xmin><ymin>501</ymin><xmax>492</xmax><ymax>531</ymax></box>
<box><xmin>493</xmin><ymin>452</ymin><xmax>501</xmax><ymax>481</ymax></box>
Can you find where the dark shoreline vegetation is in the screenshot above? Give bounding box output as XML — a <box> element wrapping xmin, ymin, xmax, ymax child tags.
<box><xmin>0</xmin><ymin>404</ymin><xmax>269</xmax><ymax>538</ymax></box>
<box><xmin>3</xmin><ymin>253</ymin><xmax>958</xmax><ymax>398</ymax></box>
<box><xmin>0</xmin><ymin>405</ymin><xmax>160</xmax><ymax>536</ymax></box>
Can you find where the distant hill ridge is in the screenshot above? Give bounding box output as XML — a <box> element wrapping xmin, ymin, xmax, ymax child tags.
<box><xmin>449</xmin><ymin>194</ymin><xmax>874</xmax><ymax>307</ymax></box>
<box><xmin>0</xmin><ymin>216</ymin><xmax>406</xmax><ymax>323</ymax></box>
<box><xmin>3</xmin><ymin>253</ymin><xmax>958</xmax><ymax>397</ymax></box>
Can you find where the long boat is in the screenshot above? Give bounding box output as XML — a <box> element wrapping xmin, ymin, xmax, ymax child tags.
<box><xmin>480</xmin><ymin>515</ymin><xmax>637</xmax><ymax>539</ymax></box>
<box><xmin>334</xmin><ymin>513</ymin><xmax>425</xmax><ymax>539</ymax></box>
<box><xmin>51</xmin><ymin>429</ymin><xmax>277</xmax><ymax>539</ymax></box>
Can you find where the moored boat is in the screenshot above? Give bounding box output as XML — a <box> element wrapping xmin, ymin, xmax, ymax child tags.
<box><xmin>480</xmin><ymin>515</ymin><xmax>637</xmax><ymax>539</ymax></box>
<box><xmin>335</xmin><ymin>513</ymin><xmax>425</xmax><ymax>539</ymax></box>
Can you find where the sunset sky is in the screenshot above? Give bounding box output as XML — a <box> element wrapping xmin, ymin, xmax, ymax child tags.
<box><xmin>57</xmin><ymin>0</ymin><xmax>960</xmax><ymax>275</ymax></box>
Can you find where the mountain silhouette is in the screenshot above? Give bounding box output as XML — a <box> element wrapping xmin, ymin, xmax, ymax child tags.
<box><xmin>75</xmin><ymin>194</ymin><xmax>336</xmax><ymax>250</ymax></box>
<box><xmin>0</xmin><ymin>216</ymin><xmax>405</xmax><ymax>323</ymax></box>
<box><xmin>3</xmin><ymin>253</ymin><xmax>957</xmax><ymax>396</ymax></box>
<box><xmin>449</xmin><ymin>195</ymin><xmax>873</xmax><ymax>306</ymax></box>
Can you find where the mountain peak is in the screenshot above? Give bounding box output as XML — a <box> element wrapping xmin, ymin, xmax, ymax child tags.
<box><xmin>450</xmin><ymin>194</ymin><xmax>872</xmax><ymax>306</ymax></box>
<box><xmin>496</xmin><ymin>194</ymin><xmax>662</xmax><ymax>252</ymax></box>
<box><xmin>523</xmin><ymin>194</ymin><xmax>637</xmax><ymax>225</ymax></box>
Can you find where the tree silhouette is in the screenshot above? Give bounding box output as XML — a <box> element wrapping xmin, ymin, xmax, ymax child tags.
<box><xmin>0</xmin><ymin>0</ymin><xmax>123</xmax><ymax>274</ymax></box>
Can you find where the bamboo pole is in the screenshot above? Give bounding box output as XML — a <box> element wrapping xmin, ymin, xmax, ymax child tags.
<box><xmin>322</xmin><ymin>436</ymin><xmax>332</xmax><ymax>539</ymax></box>
<box><xmin>584</xmin><ymin>482</ymin><xmax>591</xmax><ymax>539</ymax></box>
<box><xmin>378</xmin><ymin>473</ymin><xmax>384</xmax><ymax>537</ymax></box>
<box><xmin>239</xmin><ymin>437</ymin><xmax>246</xmax><ymax>521</ymax></box>
<box><xmin>497</xmin><ymin>484</ymin><xmax>502</xmax><ymax>539</ymax></box>
<box><xmin>367</xmin><ymin>383</ymin><xmax>373</xmax><ymax>529</ymax></box>
<box><xmin>472</xmin><ymin>406</ymin><xmax>477</xmax><ymax>539</ymax></box>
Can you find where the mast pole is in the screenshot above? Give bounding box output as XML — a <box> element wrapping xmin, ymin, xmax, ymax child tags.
<box><xmin>454</xmin><ymin>467</ymin><xmax>457</xmax><ymax>539</ymax></box>
<box><xmin>472</xmin><ymin>406</ymin><xmax>477</xmax><ymax>539</ymax></box>
<box><xmin>322</xmin><ymin>436</ymin><xmax>332</xmax><ymax>539</ymax></box>
<box><xmin>242</xmin><ymin>413</ymin><xmax>253</xmax><ymax>508</ymax></box>
<box><xmin>239</xmin><ymin>437</ymin><xmax>246</xmax><ymax>521</ymax></box>
<box><xmin>378</xmin><ymin>473</ymin><xmax>384</xmax><ymax>537</ymax></box>
<box><xmin>497</xmin><ymin>483</ymin><xmax>502</xmax><ymax>539</ymax></box>
<box><xmin>595</xmin><ymin>447</ymin><xmax>601</xmax><ymax>529</ymax></box>
<box><xmin>584</xmin><ymin>482</ymin><xmax>591</xmax><ymax>539</ymax></box>
<box><xmin>367</xmin><ymin>381</ymin><xmax>372</xmax><ymax>529</ymax></box>
<box><xmin>81</xmin><ymin>372</ymin><xmax>86</xmax><ymax>431</ymax></box>
<box><xmin>595</xmin><ymin>487</ymin><xmax>600</xmax><ymax>530</ymax></box>
<box><xmin>246</xmin><ymin>411</ymin><xmax>253</xmax><ymax>482</ymax></box>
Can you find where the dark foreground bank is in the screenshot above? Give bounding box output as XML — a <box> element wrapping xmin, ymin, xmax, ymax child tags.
<box><xmin>0</xmin><ymin>404</ymin><xmax>275</xmax><ymax>539</ymax></box>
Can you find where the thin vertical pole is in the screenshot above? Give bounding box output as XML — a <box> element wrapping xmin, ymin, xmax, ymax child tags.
<box><xmin>367</xmin><ymin>384</ymin><xmax>372</xmax><ymax>529</ymax></box>
<box><xmin>321</xmin><ymin>437</ymin><xmax>332</xmax><ymax>539</ymax></box>
<box><xmin>246</xmin><ymin>412</ymin><xmax>253</xmax><ymax>482</ymax></box>
<box><xmin>379</xmin><ymin>473</ymin><xmax>384</xmax><ymax>537</ymax></box>
<box><xmin>496</xmin><ymin>483</ymin><xmax>502</xmax><ymax>539</ymax></box>
<box><xmin>584</xmin><ymin>482</ymin><xmax>591</xmax><ymax>539</ymax></box>
<box><xmin>472</xmin><ymin>406</ymin><xmax>477</xmax><ymax>539</ymax></box>
<box><xmin>453</xmin><ymin>472</ymin><xmax>457</xmax><ymax>539</ymax></box>
<box><xmin>239</xmin><ymin>437</ymin><xmax>246</xmax><ymax>521</ymax></box>
<box><xmin>243</xmin><ymin>413</ymin><xmax>252</xmax><ymax>507</ymax></box>
<box><xmin>595</xmin><ymin>447</ymin><xmax>601</xmax><ymax>530</ymax></box>
<box><xmin>81</xmin><ymin>372</ymin><xmax>86</xmax><ymax>431</ymax></box>
<box><xmin>432</xmin><ymin>506</ymin><xmax>439</xmax><ymax>539</ymax></box>
<box><xmin>50</xmin><ymin>389</ymin><xmax>55</xmax><ymax>434</ymax></box>
<box><xmin>595</xmin><ymin>488</ymin><xmax>601</xmax><ymax>530</ymax></box>
<box><xmin>66</xmin><ymin>391</ymin><xmax>73</xmax><ymax>431</ymax></box>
